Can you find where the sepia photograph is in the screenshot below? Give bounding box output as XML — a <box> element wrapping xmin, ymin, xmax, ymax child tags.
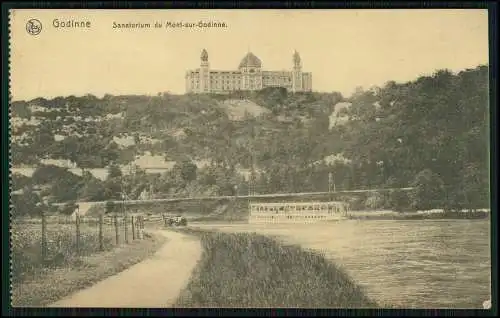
<box><xmin>7</xmin><ymin>8</ymin><xmax>492</xmax><ymax>310</ymax></box>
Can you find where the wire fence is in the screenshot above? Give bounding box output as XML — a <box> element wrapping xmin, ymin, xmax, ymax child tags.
<box><xmin>11</xmin><ymin>213</ymin><xmax>147</xmax><ymax>272</ymax></box>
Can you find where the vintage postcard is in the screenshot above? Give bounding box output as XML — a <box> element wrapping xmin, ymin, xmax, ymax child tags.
<box><xmin>8</xmin><ymin>8</ymin><xmax>492</xmax><ymax>310</ymax></box>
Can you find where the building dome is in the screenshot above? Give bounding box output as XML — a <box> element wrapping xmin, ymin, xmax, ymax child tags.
<box><xmin>239</xmin><ymin>52</ymin><xmax>262</xmax><ymax>68</ymax></box>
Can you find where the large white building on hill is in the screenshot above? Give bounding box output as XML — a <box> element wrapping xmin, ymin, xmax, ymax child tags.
<box><xmin>185</xmin><ymin>49</ymin><xmax>312</xmax><ymax>94</ymax></box>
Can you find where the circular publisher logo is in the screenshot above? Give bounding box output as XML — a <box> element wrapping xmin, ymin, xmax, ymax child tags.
<box><xmin>26</xmin><ymin>19</ymin><xmax>42</xmax><ymax>36</ymax></box>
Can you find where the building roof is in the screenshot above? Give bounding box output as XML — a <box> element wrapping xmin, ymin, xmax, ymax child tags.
<box><xmin>239</xmin><ymin>52</ymin><xmax>262</xmax><ymax>68</ymax></box>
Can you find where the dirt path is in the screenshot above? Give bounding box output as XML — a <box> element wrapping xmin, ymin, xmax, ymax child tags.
<box><xmin>47</xmin><ymin>230</ymin><xmax>202</xmax><ymax>308</ymax></box>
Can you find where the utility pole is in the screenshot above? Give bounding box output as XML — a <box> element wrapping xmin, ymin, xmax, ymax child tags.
<box><xmin>121</xmin><ymin>180</ymin><xmax>129</xmax><ymax>244</ymax></box>
<box><xmin>248</xmin><ymin>119</ymin><xmax>256</xmax><ymax>220</ymax></box>
<box><xmin>75</xmin><ymin>204</ymin><xmax>80</xmax><ymax>255</ymax></box>
<box><xmin>250</xmin><ymin>119</ymin><xmax>255</xmax><ymax>197</ymax></box>
<box><xmin>233</xmin><ymin>184</ymin><xmax>238</xmax><ymax>220</ymax></box>
<box><xmin>328</xmin><ymin>172</ymin><xmax>335</xmax><ymax>201</ymax></box>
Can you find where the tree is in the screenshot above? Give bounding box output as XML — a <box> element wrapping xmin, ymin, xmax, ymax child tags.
<box><xmin>78</xmin><ymin>178</ymin><xmax>107</xmax><ymax>201</ymax></box>
<box><xmin>105</xmin><ymin>200</ymin><xmax>116</xmax><ymax>214</ymax></box>
<box><xmin>103</xmin><ymin>164</ymin><xmax>123</xmax><ymax>200</ymax></box>
<box><xmin>12</xmin><ymin>173</ymin><xmax>32</xmax><ymax>191</ymax></box>
<box><xmin>103</xmin><ymin>179</ymin><xmax>122</xmax><ymax>200</ymax></box>
<box><xmin>50</xmin><ymin>175</ymin><xmax>82</xmax><ymax>202</ymax></box>
<box><xmin>364</xmin><ymin>192</ymin><xmax>385</xmax><ymax>210</ymax></box>
<box><xmin>134</xmin><ymin>133</ymin><xmax>141</xmax><ymax>145</ymax></box>
<box><xmin>101</xmin><ymin>141</ymin><xmax>120</xmax><ymax>166</ymax></box>
<box><xmin>389</xmin><ymin>189</ymin><xmax>411</xmax><ymax>213</ymax></box>
<box><xmin>461</xmin><ymin>162</ymin><xmax>489</xmax><ymax>211</ymax></box>
<box><xmin>11</xmin><ymin>187</ymin><xmax>43</xmax><ymax>217</ymax></box>
<box><xmin>11</xmin><ymin>101</ymin><xmax>32</xmax><ymax>118</ymax></box>
<box><xmin>410</xmin><ymin>169</ymin><xmax>445</xmax><ymax>211</ymax></box>
<box><xmin>107</xmin><ymin>163</ymin><xmax>123</xmax><ymax>179</ymax></box>
<box><xmin>172</xmin><ymin>159</ymin><xmax>198</xmax><ymax>183</ymax></box>
<box><xmin>32</xmin><ymin>165</ymin><xmax>69</xmax><ymax>185</ymax></box>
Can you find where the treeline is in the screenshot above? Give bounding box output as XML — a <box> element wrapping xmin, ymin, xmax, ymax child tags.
<box><xmin>11</xmin><ymin>160</ymin><xmax>247</xmax><ymax>217</ymax></box>
<box><xmin>284</xmin><ymin>66</ymin><xmax>489</xmax><ymax>211</ymax></box>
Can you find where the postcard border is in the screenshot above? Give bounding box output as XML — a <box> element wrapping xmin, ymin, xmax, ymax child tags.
<box><xmin>2</xmin><ymin>1</ymin><xmax>497</xmax><ymax>316</ymax></box>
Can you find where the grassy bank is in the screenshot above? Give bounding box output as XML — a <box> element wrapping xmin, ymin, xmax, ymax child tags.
<box><xmin>174</xmin><ymin>228</ymin><xmax>378</xmax><ymax>308</ymax></box>
<box><xmin>11</xmin><ymin>231</ymin><xmax>166</xmax><ymax>307</ymax></box>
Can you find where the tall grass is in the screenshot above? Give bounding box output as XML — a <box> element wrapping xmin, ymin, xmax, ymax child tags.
<box><xmin>11</xmin><ymin>222</ymin><xmax>115</xmax><ymax>284</ymax></box>
<box><xmin>175</xmin><ymin>229</ymin><xmax>378</xmax><ymax>308</ymax></box>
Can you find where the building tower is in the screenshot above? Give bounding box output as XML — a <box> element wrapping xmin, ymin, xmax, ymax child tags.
<box><xmin>292</xmin><ymin>50</ymin><xmax>303</xmax><ymax>93</ymax></box>
<box><xmin>239</xmin><ymin>51</ymin><xmax>262</xmax><ymax>91</ymax></box>
<box><xmin>199</xmin><ymin>49</ymin><xmax>210</xmax><ymax>93</ymax></box>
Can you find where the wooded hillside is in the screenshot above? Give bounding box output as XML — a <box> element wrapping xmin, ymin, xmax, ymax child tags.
<box><xmin>11</xmin><ymin>65</ymin><xmax>490</xmax><ymax>215</ymax></box>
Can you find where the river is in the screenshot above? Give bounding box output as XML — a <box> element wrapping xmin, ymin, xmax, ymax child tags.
<box><xmin>193</xmin><ymin>219</ymin><xmax>491</xmax><ymax>309</ymax></box>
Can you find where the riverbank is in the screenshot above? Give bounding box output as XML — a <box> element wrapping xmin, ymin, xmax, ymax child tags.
<box><xmin>347</xmin><ymin>209</ymin><xmax>490</xmax><ymax>220</ymax></box>
<box><xmin>173</xmin><ymin>228</ymin><xmax>378</xmax><ymax>308</ymax></box>
<box><xmin>11</xmin><ymin>232</ymin><xmax>167</xmax><ymax>307</ymax></box>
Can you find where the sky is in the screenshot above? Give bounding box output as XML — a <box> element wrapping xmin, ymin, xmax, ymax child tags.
<box><xmin>10</xmin><ymin>9</ymin><xmax>489</xmax><ymax>101</ymax></box>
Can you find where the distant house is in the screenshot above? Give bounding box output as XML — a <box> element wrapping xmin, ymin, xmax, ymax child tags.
<box><xmin>105</xmin><ymin>112</ymin><xmax>124</xmax><ymax>120</ymax></box>
<box><xmin>29</xmin><ymin>104</ymin><xmax>48</xmax><ymax>113</ymax></box>
<box><xmin>40</xmin><ymin>158</ymin><xmax>78</xmax><ymax>169</ymax></box>
<box><xmin>329</xmin><ymin>102</ymin><xmax>352</xmax><ymax>129</ymax></box>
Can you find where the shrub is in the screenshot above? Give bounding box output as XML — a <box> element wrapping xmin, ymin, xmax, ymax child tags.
<box><xmin>364</xmin><ymin>192</ymin><xmax>385</xmax><ymax>210</ymax></box>
<box><xmin>11</xmin><ymin>187</ymin><xmax>43</xmax><ymax>217</ymax></box>
<box><xmin>389</xmin><ymin>189</ymin><xmax>411</xmax><ymax>213</ymax></box>
<box><xmin>105</xmin><ymin>201</ymin><xmax>116</xmax><ymax>214</ymax></box>
<box><xmin>410</xmin><ymin>169</ymin><xmax>445</xmax><ymax>211</ymax></box>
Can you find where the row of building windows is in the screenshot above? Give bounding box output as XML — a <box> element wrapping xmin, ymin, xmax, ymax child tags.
<box><xmin>251</xmin><ymin>211</ymin><xmax>343</xmax><ymax>217</ymax></box>
<box><xmin>190</xmin><ymin>84</ymin><xmax>264</xmax><ymax>90</ymax></box>
<box><xmin>189</xmin><ymin>78</ymin><xmax>264</xmax><ymax>84</ymax></box>
<box><xmin>188</xmin><ymin>79</ymin><xmax>298</xmax><ymax>86</ymax></box>
<box><xmin>188</xmin><ymin>74</ymin><xmax>294</xmax><ymax>80</ymax></box>
<box><xmin>251</xmin><ymin>205</ymin><xmax>346</xmax><ymax>212</ymax></box>
<box><xmin>251</xmin><ymin>215</ymin><xmax>331</xmax><ymax>220</ymax></box>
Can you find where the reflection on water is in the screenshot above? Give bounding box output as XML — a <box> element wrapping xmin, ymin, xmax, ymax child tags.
<box><xmin>195</xmin><ymin>220</ymin><xmax>491</xmax><ymax>309</ymax></box>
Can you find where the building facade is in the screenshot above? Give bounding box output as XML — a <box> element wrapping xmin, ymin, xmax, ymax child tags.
<box><xmin>248</xmin><ymin>201</ymin><xmax>349</xmax><ymax>224</ymax></box>
<box><xmin>185</xmin><ymin>49</ymin><xmax>312</xmax><ymax>94</ymax></box>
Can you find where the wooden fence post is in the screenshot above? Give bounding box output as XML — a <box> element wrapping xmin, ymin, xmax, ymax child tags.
<box><xmin>137</xmin><ymin>216</ymin><xmax>141</xmax><ymax>240</ymax></box>
<box><xmin>114</xmin><ymin>214</ymin><xmax>119</xmax><ymax>245</ymax></box>
<box><xmin>75</xmin><ymin>212</ymin><xmax>81</xmax><ymax>255</ymax></box>
<box><xmin>131</xmin><ymin>215</ymin><xmax>135</xmax><ymax>240</ymax></box>
<box><xmin>136</xmin><ymin>216</ymin><xmax>141</xmax><ymax>239</ymax></box>
<box><xmin>139</xmin><ymin>216</ymin><xmax>144</xmax><ymax>239</ymax></box>
<box><xmin>142</xmin><ymin>216</ymin><xmax>145</xmax><ymax>239</ymax></box>
<box><xmin>124</xmin><ymin>213</ymin><xmax>129</xmax><ymax>244</ymax></box>
<box><xmin>41</xmin><ymin>211</ymin><xmax>47</xmax><ymax>261</ymax></box>
<box><xmin>99</xmin><ymin>214</ymin><xmax>104</xmax><ymax>251</ymax></box>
